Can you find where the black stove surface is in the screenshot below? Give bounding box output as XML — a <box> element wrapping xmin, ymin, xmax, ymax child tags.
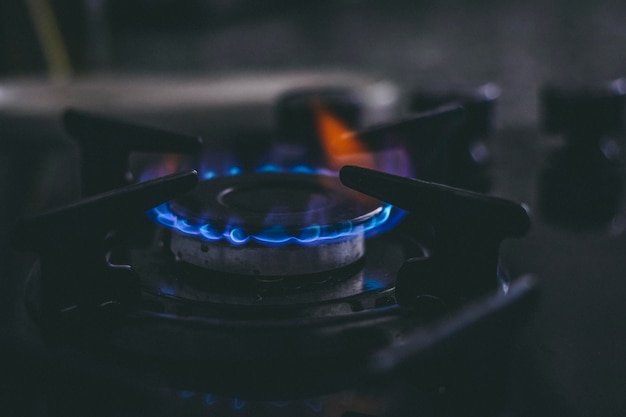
<box><xmin>493</xmin><ymin>123</ymin><xmax>626</xmax><ymax>417</ymax></box>
<box><xmin>3</xmin><ymin>6</ymin><xmax>626</xmax><ymax>407</ymax></box>
<box><xmin>1</xmin><ymin>74</ymin><xmax>624</xmax><ymax>417</ymax></box>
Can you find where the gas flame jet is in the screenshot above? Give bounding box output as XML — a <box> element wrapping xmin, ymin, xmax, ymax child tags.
<box><xmin>313</xmin><ymin>101</ymin><xmax>377</xmax><ymax>172</ymax></box>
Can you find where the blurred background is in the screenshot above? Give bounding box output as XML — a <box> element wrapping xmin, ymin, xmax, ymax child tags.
<box><xmin>2</xmin><ymin>0</ymin><xmax>626</xmax><ymax>125</ymax></box>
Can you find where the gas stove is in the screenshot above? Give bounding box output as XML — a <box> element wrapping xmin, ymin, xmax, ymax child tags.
<box><xmin>1</xmin><ymin>71</ymin><xmax>624</xmax><ymax>417</ymax></box>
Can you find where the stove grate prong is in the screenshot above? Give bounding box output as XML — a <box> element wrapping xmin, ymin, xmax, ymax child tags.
<box><xmin>63</xmin><ymin>108</ymin><xmax>203</xmax><ymax>196</ymax></box>
<box><xmin>339</xmin><ymin>165</ymin><xmax>530</xmax><ymax>309</ymax></box>
<box><xmin>13</xmin><ymin>171</ymin><xmax>199</xmax><ymax>327</ymax></box>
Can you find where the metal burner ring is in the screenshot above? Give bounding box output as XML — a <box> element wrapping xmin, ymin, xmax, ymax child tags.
<box><xmin>165</xmin><ymin>173</ymin><xmax>384</xmax><ymax>276</ymax></box>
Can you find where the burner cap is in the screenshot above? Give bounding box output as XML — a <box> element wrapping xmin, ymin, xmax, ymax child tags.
<box><xmin>171</xmin><ymin>173</ymin><xmax>381</xmax><ymax>231</ymax></box>
<box><xmin>165</xmin><ymin>173</ymin><xmax>385</xmax><ymax>276</ymax></box>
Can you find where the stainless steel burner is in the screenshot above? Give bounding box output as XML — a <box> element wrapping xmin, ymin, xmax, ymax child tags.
<box><xmin>167</xmin><ymin>173</ymin><xmax>384</xmax><ymax>275</ymax></box>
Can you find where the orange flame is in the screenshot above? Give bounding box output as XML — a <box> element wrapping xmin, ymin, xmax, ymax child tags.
<box><xmin>138</xmin><ymin>153</ymin><xmax>183</xmax><ymax>181</ymax></box>
<box><xmin>313</xmin><ymin>102</ymin><xmax>376</xmax><ymax>171</ymax></box>
<box><xmin>162</xmin><ymin>154</ymin><xmax>183</xmax><ymax>174</ymax></box>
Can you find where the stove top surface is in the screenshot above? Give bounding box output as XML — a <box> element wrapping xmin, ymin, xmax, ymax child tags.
<box><xmin>1</xmin><ymin>72</ymin><xmax>625</xmax><ymax>417</ymax></box>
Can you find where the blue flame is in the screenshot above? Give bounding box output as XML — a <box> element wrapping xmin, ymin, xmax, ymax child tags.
<box><xmin>233</xmin><ymin>398</ymin><xmax>247</xmax><ymax>410</ymax></box>
<box><xmin>202</xmin><ymin>170</ymin><xmax>217</xmax><ymax>180</ymax></box>
<box><xmin>147</xmin><ymin>165</ymin><xmax>404</xmax><ymax>246</ymax></box>
<box><xmin>363</xmin><ymin>278</ymin><xmax>385</xmax><ymax>291</ymax></box>
<box><xmin>160</xmin><ymin>286</ymin><xmax>176</xmax><ymax>296</ymax></box>
<box><xmin>227</xmin><ymin>166</ymin><xmax>242</xmax><ymax>176</ymax></box>
<box><xmin>149</xmin><ymin>202</ymin><xmax>399</xmax><ymax>246</ymax></box>
<box><xmin>203</xmin><ymin>393</ymin><xmax>217</xmax><ymax>406</ymax></box>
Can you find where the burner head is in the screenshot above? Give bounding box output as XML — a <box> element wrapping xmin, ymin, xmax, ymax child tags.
<box><xmin>156</xmin><ymin>173</ymin><xmax>388</xmax><ymax>276</ymax></box>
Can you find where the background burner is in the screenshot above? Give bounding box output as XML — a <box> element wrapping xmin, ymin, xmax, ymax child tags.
<box><xmin>165</xmin><ymin>172</ymin><xmax>387</xmax><ymax>276</ymax></box>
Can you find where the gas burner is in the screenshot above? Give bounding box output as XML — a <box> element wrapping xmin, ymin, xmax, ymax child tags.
<box><xmin>14</xmin><ymin>162</ymin><xmax>534</xmax><ymax>402</ymax></box>
<box><xmin>9</xmin><ymin>93</ymin><xmax>537</xmax><ymax>417</ymax></box>
<box><xmin>155</xmin><ymin>172</ymin><xmax>391</xmax><ymax>276</ymax></box>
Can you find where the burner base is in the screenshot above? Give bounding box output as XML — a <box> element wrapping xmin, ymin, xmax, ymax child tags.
<box><xmin>170</xmin><ymin>232</ymin><xmax>365</xmax><ymax>276</ymax></box>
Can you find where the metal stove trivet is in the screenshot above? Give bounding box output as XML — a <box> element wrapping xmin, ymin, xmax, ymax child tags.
<box><xmin>13</xmin><ymin>99</ymin><xmax>537</xmax><ymax>417</ymax></box>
